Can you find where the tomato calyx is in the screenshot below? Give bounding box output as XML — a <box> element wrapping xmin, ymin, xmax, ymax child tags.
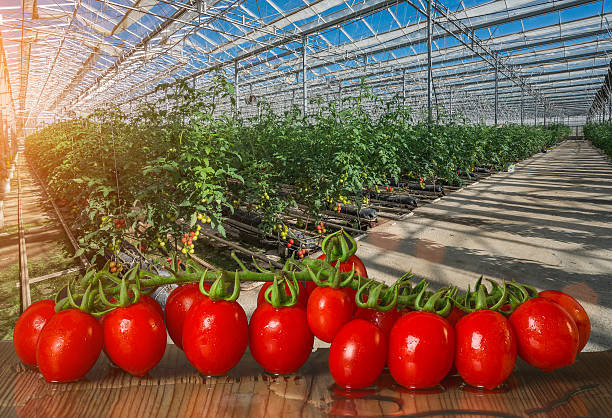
<box><xmin>321</xmin><ymin>229</ymin><xmax>357</xmax><ymax>263</ymax></box>
<box><xmin>263</xmin><ymin>275</ymin><xmax>301</xmax><ymax>308</ymax></box>
<box><xmin>306</xmin><ymin>261</ymin><xmax>355</xmax><ymax>289</ymax></box>
<box><xmin>412</xmin><ymin>284</ymin><xmax>453</xmax><ymax>316</ymax></box>
<box><xmin>355</xmin><ymin>279</ymin><xmax>398</xmax><ymax>312</ymax></box>
<box><xmin>200</xmin><ymin>270</ymin><xmax>240</xmax><ymax>302</ymax></box>
<box><xmin>452</xmin><ymin>278</ymin><xmax>510</xmax><ymax>315</ymax></box>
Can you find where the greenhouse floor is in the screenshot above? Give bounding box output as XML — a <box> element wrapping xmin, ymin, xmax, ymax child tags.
<box><xmin>356</xmin><ymin>139</ymin><xmax>612</xmax><ymax>351</ymax></box>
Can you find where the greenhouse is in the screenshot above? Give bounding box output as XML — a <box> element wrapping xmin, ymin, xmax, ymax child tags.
<box><xmin>0</xmin><ymin>0</ymin><xmax>611</xmax><ymax>416</ymax></box>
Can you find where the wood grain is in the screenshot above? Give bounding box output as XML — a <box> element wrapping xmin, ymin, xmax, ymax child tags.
<box><xmin>0</xmin><ymin>341</ymin><xmax>610</xmax><ymax>417</ymax></box>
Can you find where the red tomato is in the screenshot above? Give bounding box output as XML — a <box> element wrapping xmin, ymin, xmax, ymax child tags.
<box><xmin>249</xmin><ymin>304</ymin><xmax>313</xmax><ymax>374</ymax></box>
<box><xmin>317</xmin><ymin>254</ymin><xmax>368</xmax><ymax>278</ymax></box>
<box><xmin>165</xmin><ymin>283</ymin><xmax>210</xmax><ymax>349</ymax></box>
<box><xmin>445</xmin><ymin>306</ymin><xmax>466</xmax><ymax>327</ymax></box>
<box><xmin>183</xmin><ymin>299</ymin><xmax>248</xmax><ymax>376</ymax></box>
<box><xmin>256</xmin><ymin>281</ymin><xmax>308</xmax><ymax>309</ymax></box>
<box><xmin>388</xmin><ymin>312</ymin><xmax>455</xmax><ymax>389</ymax></box>
<box><xmin>13</xmin><ymin>300</ymin><xmax>55</xmax><ymax>367</ymax></box>
<box><xmin>354</xmin><ymin>307</ymin><xmax>400</xmax><ymax>338</ymax></box>
<box><xmin>36</xmin><ymin>309</ymin><xmax>103</xmax><ymax>382</ymax></box>
<box><xmin>103</xmin><ymin>301</ymin><xmax>166</xmax><ymax>377</ymax></box>
<box><xmin>307</xmin><ymin>287</ymin><xmax>355</xmax><ymax>342</ymax></box>
<box><xmin>455</xmin><ymin>310</ymin><xmax>517</xmax><ymax>390</ymax></box>
<box><xmin>509</xmin><ymin>298</ymin><xmax>579</xmax><ymax>372</ymax></box>
<box><xmin>139</xmin><ymin>294</ymin><xmax>164</xmax><ymax>319</ymax></box>
<box><xmin>328</xmin><ymin>319</ymin><xmax>387</xmax><ymax>389</ymax></box>
<box><xmin>107</xmin><ymin>294</ymin><xmax>163</xmax><ymax>320</ymax></box>
<box><xmin>539</xmin><ymin>290</ymin><xmax>590</xmax><ymax>352</ymax></box>
<box><xmin>304</xmin><ymin>281</ymin><xmax>318</xmax><ymax>298</ymax></box>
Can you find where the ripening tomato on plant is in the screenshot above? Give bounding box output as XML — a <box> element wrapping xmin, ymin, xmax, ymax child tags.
<box><xmin>13</xmin><ymin>300</ymin><xmax>56</xmax><ymax>367</ymax></box>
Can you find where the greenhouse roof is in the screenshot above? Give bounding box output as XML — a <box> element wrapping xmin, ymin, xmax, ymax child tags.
<box><xmin>1</xmin><ymin>0</ymin><xmax>611</xmax><ymax>129</ymax></box>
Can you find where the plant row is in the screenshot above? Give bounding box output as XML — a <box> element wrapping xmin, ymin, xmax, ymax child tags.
<box><xmin>14</xmin><ymin>230</ymin><xmax>590</xmax><ymax>391</ymax></box>
<box><xmin>25</xmin><ymin>78</ymin><xmax>570</xmax><ymax>264</ymax></box>
<box><xmin>585</xmin><ymin>122</ymin><xmax>612</xmax><ymax>156</ymax></box>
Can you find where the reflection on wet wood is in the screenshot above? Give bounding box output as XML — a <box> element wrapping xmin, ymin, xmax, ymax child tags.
<box><xmin>0</xmin><ymin>341</ymin><xmax>610</xmax><ymax>417</ymax></box>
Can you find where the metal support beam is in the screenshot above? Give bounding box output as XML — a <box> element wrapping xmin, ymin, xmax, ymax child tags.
<box><xmin>535</xmin><ymin>101</ymin><xmax>538</xmax><ymax>126</ymax></box>
<box><xmin>402</xmin><ymin>69</ymin><xmax>407</xmax><ymax>106</ymax></box>
<box><xmin>494</xmin><ymin>56</ymin><xmax>499</xmax><ymax>125</ymax></box>
<box><xmin>520</xmin><ymin>90</ymin><xmax>524</xmax><ymax>125</ymax></box>
<box><xmin>302</xmin><ymin>35</ymin><xmax>308</xmax><ymax>116</ymax></box>
<box><xmin>449</xmin><ymin>88</ymin><xmax>452</xmax><ymax>118</ymax></box>
<box><xmin>426</xmin><ymin>0</ymin><xmax>433</xmax><ymax>124</ymax></box>
<box><xmin>234</xmin><ymin>60</ymin><xmax>239</xmax><ymax>115</ymax></box>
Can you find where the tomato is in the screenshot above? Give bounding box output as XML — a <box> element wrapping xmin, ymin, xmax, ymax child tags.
<box><xmin>183</xmin><ymin>299</ymin><xmax>248</xmax><ymax>376</ymax></box>
<box><xmin>249</xmin><ymin>304</ymin><xmax>313</xmax><ymax>374</ymax></box>
<box><xmin>304</xmin><ymin>281</ymin><xmax>318</xmax><ymax>298</ymax></box>
<box><xmin>445</xmin><ymin>306</ymin><xmax>466</xmax><ymax>327</ymax></box>
<box><xmin>455</xmin><ymin>310</ymin><xmax>517</xmax><ymax>389</ymax></box>
<box><xmin>103</xmin><ymin>301</ymin><xmax>166</xmax><ymax>377</ymax></box>
<box><xmin>317</xmin><ymin>254</ymin><xmax>368</xmax><ymax>278</ymax></box>
<box><xmin>388</xmin><ymin>312</ymin><xmax>455</xmax><ymax>389</ymax></box>
<box><xmin>165</xmin><ymin>283</ymin><xmax>210</xmax><ymax>349</ymax></box>
<box><xmin>539</xmin><ymin>290</ymin><xmax>590</xmax><ymax>352</ymax></box>
<box><xmin>139</xmin><ymin>294</ymin><xmax>164</xmax><ymax>320</ymax></box>
<box><xmin>509</xmin><ymin>298</ymin><xmax>579</xmax><ymax>372</ymax></box>
<box><xmin>354</xmin><ymin>306</ymin><xmax>400</xmax><ymax>338</ymax></box>
<box><xmin>36</xmin><ymin>309</ymin><xmax>103</xmax><ymax>382</ymax></box>
<box><xmin>307</xmin><ymin>287</ymin><xmax>355</xmax><ymax>342</ymax></box>
<box><xmin>328</xmin><ymin>319</ymin><xmax>387</xmax><ymax>389</ymax></box>
<box><xmin>256</xmin><ymin>281</ymin><xmax>308</xmax><ymax>309</ymax></box>
<box><xmin>13</xmin><ymin>300</ymin><xmax>55</xmax><ymax>367</ymax></box>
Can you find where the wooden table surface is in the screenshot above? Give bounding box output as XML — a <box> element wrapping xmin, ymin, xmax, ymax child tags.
<box><xmin>0</xmin><ymin>341</ymin><xmax>610</xmax><ymax>418</ymax></box>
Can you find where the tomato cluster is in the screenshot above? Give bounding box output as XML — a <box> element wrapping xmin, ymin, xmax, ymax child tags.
<box><xmin>13</xmin><ymin>244</ymin><xmax>591</xmax><ymax>391</ymax></box>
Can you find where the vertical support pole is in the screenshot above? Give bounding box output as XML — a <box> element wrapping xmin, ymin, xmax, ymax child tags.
<box><xmin>426</xmin><ymin>0</ymin><xmax>432</xmax><ymax>125</ymax></box>
<box><xmin>449</xmin><ymin>88</ymin><xmax>452</xmax><ymax>119</ymax></box>
<box><xmin>535</xmin><ymin>101</ymin><xmax>538</xmax><ymax>126</ymax></box>
<box><xmin>302</xmin><ymin>36</ymin><xmax>308</xmax><ymax>116</ymax></box>
<box><xmin>402</xmin><ymin>69</ymin><xmax>407</xmax><ymax>107</ymax></box>
<box><xmin>494</xmin><ymin>56</ymin><xmax>498</xmax><ymax>126</ymax></box>
<box><xmin>609</xmin><ymin>96</ymin><xmax>611</xmax><ymax>122</ymax></box>
<box><xmin>544</xmin><ymin>107</ymin><xmax>547</xmax><ymax>127</ymax></box>
<box><xmin>234</xmin><ymin>60</ymin><xmax>239</xmax><ymax>115</ymax></box>
<box><xmin>520</xmin><ymin>89</ymin><xmax>524</xmax><ymax>125</ymax></box>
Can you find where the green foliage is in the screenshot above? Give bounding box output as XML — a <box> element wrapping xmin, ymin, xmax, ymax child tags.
<box><xmin>26</xmin><ymin>79</ymin><xmax>570</xmax><ymax>264</ymax></box>
<box><xmin>585</xmin><ymin>122</ymin><xmax>612</xmax><ymax>157</ymax></box>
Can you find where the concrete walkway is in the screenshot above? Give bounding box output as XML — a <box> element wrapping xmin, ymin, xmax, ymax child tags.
<box><xmin>358</xmin><ymin>140</ymin><xmax>612</xmax><ymax>351</ymax></box>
